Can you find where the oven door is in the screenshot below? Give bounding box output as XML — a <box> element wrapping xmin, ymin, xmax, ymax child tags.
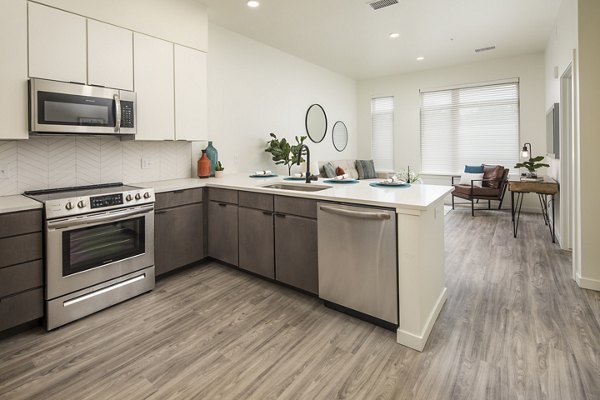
<box><xmin>45</xmin><ymin>204</ymin><xmax>154</xmax><ymax>300</ymax></box>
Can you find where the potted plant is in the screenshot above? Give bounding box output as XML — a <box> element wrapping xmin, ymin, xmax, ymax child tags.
<box><xmin>264</xmin><ymin>133</ymin><xmax>307</xmax><ymax>175</ymax></box>
<box><xmin>396</xmin><ymin>166</ymin><xmax>422</xmax><ymax>183</ymax></box>
<box><xmin>214</xmin><ymin>161</ymin><xmax>224</xmax><ymax>178</ymax></box>
<box><xmin>514</xmin><ymin>156</ymin><xmax>549</xmax><ymax>178</ymax></box>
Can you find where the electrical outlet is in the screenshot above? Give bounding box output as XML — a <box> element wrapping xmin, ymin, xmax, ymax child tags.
<box><xmin>141</xmin><ymin>158</ymin><xmax>153</xmax><ymax>169</ymax></box>
<box><xmin>0</xmin><ymin>164</ymin><xmax>8</xmax><ymax>180</ymax></box>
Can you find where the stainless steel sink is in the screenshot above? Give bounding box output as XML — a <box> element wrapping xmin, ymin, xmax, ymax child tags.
<box><xmin>262</xmin><ymin>183</ymin><xmax>331</xmax><ymax>192</ymax></box>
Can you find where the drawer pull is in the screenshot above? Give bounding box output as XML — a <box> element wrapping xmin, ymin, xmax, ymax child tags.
<box><xmin>172</xmin><ymin>190</ymin><xmax>185</xmax><ymax>193</ymax></box>
<box><xmin>275</xmin><ymin>213</ymin><xmax>286</xmax><ymax>218</ymax></box>
<box><xmin>263</xmin><ymin>211</ymin><xmax>273</xmax><ymax>216</ymax></box>
<box><xmin>218</xmin><ymin>203</ymin><xmax>228</xmax><ymax>207</ymax></box>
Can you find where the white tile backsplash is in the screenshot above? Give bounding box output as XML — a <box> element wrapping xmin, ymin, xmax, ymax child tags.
<box><xmin>0</xmin><ymin>137</ymin><xmax>193</xmax><ymax>196</ymax></box>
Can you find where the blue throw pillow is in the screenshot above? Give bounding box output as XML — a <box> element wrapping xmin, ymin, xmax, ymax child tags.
<box><xmin>464</xmin><ymin>164</ymin><xmax>484</xmax><ymax>173</ymax></box>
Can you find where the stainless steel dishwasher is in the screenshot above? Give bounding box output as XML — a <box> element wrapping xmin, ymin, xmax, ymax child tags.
<box><xmin>317</xmin><ymin>202</ymin><xmax>398</xmax><ymax>329</ymax></box>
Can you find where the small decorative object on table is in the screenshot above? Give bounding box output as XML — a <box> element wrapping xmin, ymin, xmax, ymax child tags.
<box><xmin>396</xmin><ymin>166</ymin><xmax>422</xmax><ymax>184</ymax></box>
<box><xmin>264</xmin><ymin>133</ymin><xmax>307</xmax><ymax>175</ymax></box>
<box><xmin>205</xmin><ymin>141</ymin><xmax>218</xmax><ymax>177</ymax></box>
<box><xmin>197</xmin><ymin>150</ymin><xmax>210</xmax><ymax>179</ymax></box>
<box><xmin>215</xmin><ymin>161</ymin><xmax>224</xmax><ymax>178</ymax></box>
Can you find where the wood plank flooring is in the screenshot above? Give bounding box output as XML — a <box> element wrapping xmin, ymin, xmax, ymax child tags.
<box><xmin>1</xmin><ymin>209</ymin><xmax>599</xmax><ymax>399</ymax></box>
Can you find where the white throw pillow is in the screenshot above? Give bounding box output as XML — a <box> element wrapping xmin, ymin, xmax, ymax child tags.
<box><xmin>459</xmin><ymin>172</ymin><xmax>484</xmax><ymax>187</ymax></box>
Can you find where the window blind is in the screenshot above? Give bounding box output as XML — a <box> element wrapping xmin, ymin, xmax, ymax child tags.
<box><xmin>371</xmin><ymin>96</ymin><xmax>394</xmax><ymax>171</ymax></box>
<box><xmin>420</xmin><ymin>82</ymin><xmax>520</xmax><ymax>175</ymax></box>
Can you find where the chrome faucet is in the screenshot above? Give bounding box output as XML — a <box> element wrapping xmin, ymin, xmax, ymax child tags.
<box><xmin>297</xmin><ymin>144</ymin><xmax>318</xmax><ymax>183</ymax></box>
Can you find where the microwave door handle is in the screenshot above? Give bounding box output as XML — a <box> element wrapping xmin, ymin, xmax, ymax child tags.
<box><xmin>114</xmin><ymin>94</ymin><xmax>121</xmax><ymax>133</ymax></box>
<box><xmin>47</xmin><ymin>206</ymin><xmax>153</xmax><ymax>230</ymax></box>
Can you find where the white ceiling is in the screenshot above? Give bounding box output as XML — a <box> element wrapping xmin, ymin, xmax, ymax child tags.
<box><xmin>199</xmin><ymin>0</ymin><xmax>562</xmax><ymax>80</ymax></box>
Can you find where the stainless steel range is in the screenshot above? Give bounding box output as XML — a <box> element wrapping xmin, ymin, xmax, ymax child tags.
<box><xmin>25</xmin><ymin>183</ymin><xmax>155</xmax><ymax>330</ymax></box>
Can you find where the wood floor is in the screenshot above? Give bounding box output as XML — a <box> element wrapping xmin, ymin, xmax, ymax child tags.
<box><xmin>1</xmin><ymin>209</ymin><xmax>599</xmax><ymax>400</ymax></box>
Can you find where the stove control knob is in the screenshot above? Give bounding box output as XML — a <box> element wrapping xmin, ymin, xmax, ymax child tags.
<box><xmin>126</xmin><ymin>194</ymin><xmax>133</xmax><ymax>202</ymax></box>
<box><xmin>77</xmin><ymin>201</ymin><xmax>86</xmax><ymax>209</ymax></box>
<box><xmin>65</xmin><ymin>202</ymin><xmax>74</xmax><ymax>210</ymax></box>
<box><xmin>135</xmin><ymin>193</ymin><xmax>141</xmax><ymax>200</ymax></box>
<box><xmin>143</xmin><ymin>192</ymin><xmax>151</xmax><ymax>199</ymax></box>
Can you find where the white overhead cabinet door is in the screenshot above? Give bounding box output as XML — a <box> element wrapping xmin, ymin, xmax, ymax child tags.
<box><xmin>174</xmin><ymin>45</ymin><xmax>207</xmax><ymax>141</ymax></box>
<box><xmin>0</xmin><ymin>0</ymin><xmax>28</xmax><ymax>139</ymax></box>
<box><xmin>28</xmin><ymin>2</ymin><xmax>86</xmax><ymax>84</ymax></box>
<box><xmin>133</xmin><ymin>33</ymin><xmax>175</xmax><ymax>140</ymax></box>
<box><xmin>87</xmin><ymin>20</ymin><xmax>133</xmax><ymax>91</ymax></box>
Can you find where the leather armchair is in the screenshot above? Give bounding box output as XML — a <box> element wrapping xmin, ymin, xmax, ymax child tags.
<box><xmin>451</xmin><ymin>165</ymin><xmax>509</xmax><ymax>216</ymax></box>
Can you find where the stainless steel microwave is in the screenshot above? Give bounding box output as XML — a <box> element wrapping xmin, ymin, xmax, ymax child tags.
<box><xmin>29</xmin><ymin>78</ymin><xmax>136</xmax><ymax>135</ymax></box>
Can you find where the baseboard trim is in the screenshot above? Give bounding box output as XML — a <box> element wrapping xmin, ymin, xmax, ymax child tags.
<box><xmin>576</xmin><ymin>273</ymin><xmax>600</xmax><ymax>291</ymax></box>
<box><xmin>396</xmin><ymin>287</ymin><xmax>447</xmax><ymax>352</ymax></box>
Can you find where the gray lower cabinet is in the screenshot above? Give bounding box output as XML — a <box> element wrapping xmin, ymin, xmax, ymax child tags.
<box><xmin>238</xmin><ymin>192</ymin><xmax>274</xmax><ymax>278</ymax></box>
<box><xmin>208</xmin><ymin>189</ymin><xmax>239</xmax><ymax>266</ymax></box>
<box><xmin>154</xmin><ymin>189</ymin><xmax>205</xmax><ymax>276</ymax></box>
<box><xmin>0</xmin><ymin>209</ymin><xmax>44</xmax><ymax>333</ymax></box>
<box><xmin>274</xmin><ymin>197</ymin><xmax>318</xmax><ymax>294</ymax></box>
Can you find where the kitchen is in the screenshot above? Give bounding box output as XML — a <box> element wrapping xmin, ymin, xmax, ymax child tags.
<box><xmin>2</xmin><ymin>0</ymin><xmax>599</xmax><ymax>399</ymax></box>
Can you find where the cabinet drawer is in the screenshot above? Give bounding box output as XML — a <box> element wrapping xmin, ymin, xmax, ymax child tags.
<box><xmin>209</xmin><ymin>188</ymin><xmax>238</xmax><ymax>205</ymax></box>
<box><xmin>0</xmin><ymin>260</ymin><xmax>43</xmax><ymax>298</ymax></box>
<box><xmin>155</xmin><ymin>188</ymin><xmax>203</xmax><ymax>210</ymax></box>
<box><xmin>0</xmin><ymin>233</ymin><xmax>42</xmax><ymax>268</ymax></box>
<box><xmin>274</xmin><ymin>196</ymin><xmax>317</xmax><ymax>219</ymax></box>
<box><xmin>239</xmin><ymin>191</ymin><xmax>273</xmax><ymax>211</ymax></box>
<box><xmin>0</xmin><ymin>288</ymin><xmax>43</xmax><ymax>331</ymax></box>
<box><xmin>0</xmin><ymin>209</ymin><xmax>42</xmax><ymax>238</ymax></box>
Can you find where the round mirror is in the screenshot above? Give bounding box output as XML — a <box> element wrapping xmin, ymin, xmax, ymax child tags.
<box><xmin>305</xmin><ymin>104</ymin><xmax>327</xmax><ymax>143</ymax></box>
<box><xmin>332</xmin><ymin>121</ymin><xmax>348</xmax><ymax>152</ymax></box>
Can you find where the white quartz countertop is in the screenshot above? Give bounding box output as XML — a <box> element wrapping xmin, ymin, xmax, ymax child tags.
<box><xmin>0</xmin><ymin>195</ymin><xmax>43</xmax><ymax>214</ymax></box>
<box><xmin>132</xmin><ymin>174</ymin><xmax>453</xmax><ymax>211</ymax></box>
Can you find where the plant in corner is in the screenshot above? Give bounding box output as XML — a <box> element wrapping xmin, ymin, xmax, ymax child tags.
<box><xmin>514</xmin><ymin>155</ymin><xmax>549</xmax><ymax>178</ymax></box>
<box><xmin>264</xmin><ymin>133</ymin><xmax>307</xmax><ymax>175</ymax></box>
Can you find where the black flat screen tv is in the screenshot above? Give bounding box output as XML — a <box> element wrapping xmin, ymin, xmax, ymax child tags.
<box><xmin>546</xmin><ymin>103</ymin><xmax>559</xmax><ymax>158</ymax></box>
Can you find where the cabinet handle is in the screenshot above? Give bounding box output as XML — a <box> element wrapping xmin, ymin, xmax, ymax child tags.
<box><xmin>263</xmin><ymin>211</ymin><xmax>273</xmax><ymax>216</ymax></box>
<box><xmin>173</xmin><ymin>190</ymin><xmax>185</xmax><ymax>193</ymax></box>
<box><xmin>275</xmin><ymin>213</ymin><xmax>286</xmax><ymax>218</ymax></box>
<box><xmin>155</xmin><ymin>210</ymin><xmax>168</xmax><ymax>215</ymax></box>
<box><xmin>218</xmin><ymin>203</ymin><xmax>227</xmax><ymax>207</ymax></box>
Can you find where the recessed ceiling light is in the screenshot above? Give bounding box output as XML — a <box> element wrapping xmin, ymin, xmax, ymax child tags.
<box><xmin>247</xmin><ymin>0</ymin><xmax>260</xmax><ymax>8</ymax></box>
<box><xmin>416</xmin><ymin>56</ymin><xmax>425</xmax><ymax>61</ymax></box>
<box><xmin>389</xmin><ymin>32</ymin><xmax>400</xmax><ymax>39</ymax></box>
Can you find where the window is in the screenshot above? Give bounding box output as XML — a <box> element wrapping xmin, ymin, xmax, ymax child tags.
<box><xmin>420</xmin><ymin>81</ymin><xmax>519</xmax><ymax>174</ymax></box>
<box><xmin>371</xmin><ymin>96</ymin><xmax>394</xmax><ymax>171</ymax></box>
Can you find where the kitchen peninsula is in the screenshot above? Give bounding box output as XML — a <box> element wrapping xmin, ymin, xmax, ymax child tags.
<box><xmin>135</xmin><ymin>174</ymin><xmax>453</xmax><ymax>351</ymax></box>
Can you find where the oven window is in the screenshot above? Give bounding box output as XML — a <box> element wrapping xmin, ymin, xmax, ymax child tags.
<box><xmin>63</xmin><ymin>217</ymin><xmax>145</xmax><ymax>276</ymax></box>
<box><xmin>38</xmin><ymin>91</ymin><xmax>115</xmax><ymax>127</ymax></box>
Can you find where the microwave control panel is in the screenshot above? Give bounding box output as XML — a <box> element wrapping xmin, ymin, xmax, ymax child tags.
<box><xmin>91</xmin><ymin>194</ymin><xmax>123</xmax><ymax>209</ymax></box>
<box><xmin>120</xmin><ymin>101</ymin><xmax>135</xmax><ymax>128</ymax></box>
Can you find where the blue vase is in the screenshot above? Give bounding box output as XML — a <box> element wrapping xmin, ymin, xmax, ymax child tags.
<box><xmin>205</xmin><ymin>141</ymin><xmax>218</xmax><ymax>177</ymax></box>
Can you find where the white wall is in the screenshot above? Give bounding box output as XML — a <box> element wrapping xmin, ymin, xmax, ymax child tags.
<box><xmin>544</xmin><ymin>0</ymin><xmax>578</xmax><ymax>250</ymax></box>
<box><xmin>577</xmin><ymin>0</ymin><xmax>600</xmax><ymax>288</ymax></box>
<box><xmin>356</xmin><ymin>53</ymin><xmax>546</xmax><ymax>210</ymax></box>
<box><xmin>195</xmin><ymin>24</ymin><xmax>357</xmax><ymax>176</ymax></box>
<box><xmin>34</xmin><ymin>0</ymin><xmax>207</xmax><ymax>51</ymax></box>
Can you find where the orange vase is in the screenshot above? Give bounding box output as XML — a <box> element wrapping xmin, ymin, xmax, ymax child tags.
<box><xmin>198</xmin><ymin>151</ymin><xmax>210</xmax><ymax>178</ymax></box>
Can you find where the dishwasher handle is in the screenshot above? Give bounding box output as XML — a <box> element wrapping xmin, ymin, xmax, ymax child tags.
<box><xmin>319</xmin><ymin>205</ymin><xmax>391</xmax><ymax>220</ymax></box>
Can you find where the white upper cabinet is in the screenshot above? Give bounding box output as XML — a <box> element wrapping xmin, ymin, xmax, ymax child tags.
<box><xmin>133</xmin><ymin>33</ymin><xmax>175</xmax><ymax>141</ymax></box>
<box><xmin>87</xmin><ymin>20</ymin><xmax>133</xmax><ymax>90</ymax></box>
<box><xmin>174</xmin><ymin>45</ymin><xmax>207</xmax><ymax>141</ymax></box>
<box><xmin>28</xmin><ymin>2</ymin><xmax>86</xmax><ymax>84</ymax></box>
<box><xmin>0</xmin><ymin>0</ymin><xmax>28</xmax><ymax>139</ymax></box>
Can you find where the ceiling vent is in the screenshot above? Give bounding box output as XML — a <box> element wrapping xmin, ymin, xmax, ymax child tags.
<box><xmin>475</xmin><ymin>46</ymin><xmax>496</xmax><ymax>53</ymax></box>
<box><xmin>368</xmin><ymin>0</ymin><xmax>399</xmax><ymax>11</ymax></box>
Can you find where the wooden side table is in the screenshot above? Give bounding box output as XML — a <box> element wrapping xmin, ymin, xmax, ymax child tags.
<box><xmin>508</xmin><ymin>176</ymin><xmax>559</xmax><ymax>243</ymax></box>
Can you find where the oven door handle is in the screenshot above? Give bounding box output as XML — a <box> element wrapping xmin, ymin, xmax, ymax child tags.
<box><xmin>47</xmin><ymin>206</ymin><xmax>153</xmax><ymax>230</ymax></box>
